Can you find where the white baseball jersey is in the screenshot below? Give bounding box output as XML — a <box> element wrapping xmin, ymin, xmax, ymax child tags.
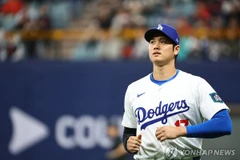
<box><xmin>121</xmin><ymin>70</ymin><xmax>229</xmax><ymax>160</ymax></box>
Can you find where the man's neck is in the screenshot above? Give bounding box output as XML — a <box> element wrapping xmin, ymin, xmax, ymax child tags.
<box><xmin>152</xmin><ymin>63</ymin><xmax>177</xmax><ymax>81</ymax></box>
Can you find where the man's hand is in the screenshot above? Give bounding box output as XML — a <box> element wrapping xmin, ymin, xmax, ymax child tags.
<box><xmin>127</xmin><ymin>134</ymin><xmax>142</xmax><ymax>153</ymax></box>
<box><xmin>155</xmin><ymin>126</ymin><xmax>187</xmax><ymax>142</ymax></box>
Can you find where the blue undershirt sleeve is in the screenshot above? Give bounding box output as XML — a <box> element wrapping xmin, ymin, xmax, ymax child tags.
<box><xmin>186</xmin><ymin>109</ymin><xmax>232</xmax><ymax>138</ymax></box>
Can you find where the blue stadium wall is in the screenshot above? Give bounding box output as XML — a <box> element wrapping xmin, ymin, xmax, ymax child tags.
<box><xmin>0</xmin><ymin>60</ymin><xmax>240</xmax><ymax>160</ymax></box>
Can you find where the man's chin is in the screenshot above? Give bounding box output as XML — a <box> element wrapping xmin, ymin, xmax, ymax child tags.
<box><xmin>151</xmin><ymin>59</ymin><xmax>165</xmax><ymax>66</ymax></box>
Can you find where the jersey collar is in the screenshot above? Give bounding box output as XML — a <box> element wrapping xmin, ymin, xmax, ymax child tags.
<box><xmin>150</xmin><ymin>70</ymin><xmax>179</xmax><ymax>86</ymax></box>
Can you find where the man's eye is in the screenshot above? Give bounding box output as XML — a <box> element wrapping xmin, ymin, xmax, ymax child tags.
<box><xmin>160</xmin><ymin>40</ymin><xmax>167</xmax><ymax>44</ymax></box>
<box><xmin>150</xmin><ymin>40</ymin><xmax>155</xmax><ymax>44</ymax></box>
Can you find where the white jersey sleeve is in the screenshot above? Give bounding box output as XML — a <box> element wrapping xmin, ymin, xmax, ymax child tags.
<box><xmin>122</xmin><ymin>86</ymin><xmax>137</xmax><ymax>128</ymax></box>
<box><xmin>197</xmin><ymin>78</ymin><xmax>229</xmax><ymax>120</ymax></box>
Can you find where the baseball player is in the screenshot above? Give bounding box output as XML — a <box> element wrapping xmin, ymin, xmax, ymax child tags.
<box><xmin>121</xmin><ymin>24</ymin><xmax>232</xmax><ymax>160</ymax></box>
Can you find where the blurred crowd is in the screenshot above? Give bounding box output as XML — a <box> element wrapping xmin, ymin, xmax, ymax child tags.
<box><xmin>0</xmin><ymin>0</ymin><xmax>240</xmax><ymax>62</ymax></box>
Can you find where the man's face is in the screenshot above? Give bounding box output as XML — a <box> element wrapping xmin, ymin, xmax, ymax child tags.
<box><xmin>148</xmin><ymin>35</ymin><xmax>179</xmax><ymax>65</ymax></box>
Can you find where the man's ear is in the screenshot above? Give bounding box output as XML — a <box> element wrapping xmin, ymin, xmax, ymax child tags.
<box><xmin>174</xmin><ymin>45</ymin><xmax>180</xmax><ymax>56</ymax></box>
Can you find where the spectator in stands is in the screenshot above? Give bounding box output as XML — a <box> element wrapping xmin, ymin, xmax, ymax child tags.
<box><xmin>36</xmin><ymin>4</ymin><xmax>52</xmax><ymax>58</ymax></box>
<box><xmin>72</xmin><ymin>22</ymin><xmax>102</xmax><ymax>61</ymax></box>
<box><xmin>225</xmin><ymin>17</ymin><xmax>240</xmax><ymax>59</ymax></box>
<box><xmin>15</xmin><ymin>2</ymin><xmax>39</xmax><ymax>58</ymax></box>
<box><xmin>0</xmin><ymin>0</ymin><xmax>24</xmax><ymax>15</ymax></box>
<box><xmin>0</xmin><ymin>31</ymin><xmax>25</xmax><ymax>61</ymax></box>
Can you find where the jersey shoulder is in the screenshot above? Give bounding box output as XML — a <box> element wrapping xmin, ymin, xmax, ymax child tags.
<box><xmin>178</xmin><ymin>70</ymin><xmax>207</xmax><ymax>85</ymax></box>
<box><xmin>127</xmin><ymin>73</ymin><xmax>151</xmax><ymax>92</ymax></box>
<box><xmin>128</xmin><ymin>73</ymin><xmax>151</xmax><ymax>87</ymax></box>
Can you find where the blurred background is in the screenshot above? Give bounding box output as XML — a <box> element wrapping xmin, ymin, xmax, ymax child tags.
<box><xmin>0</xmin><ymin>0</ymin><xmax>240</xmax><ymax>160</ymax></box>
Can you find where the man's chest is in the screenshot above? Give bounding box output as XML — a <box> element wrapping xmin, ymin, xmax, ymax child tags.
<box><xmin>131</xmin><ymin>86</ymin><xmax>197</xmax><ymax>129</ymax></box>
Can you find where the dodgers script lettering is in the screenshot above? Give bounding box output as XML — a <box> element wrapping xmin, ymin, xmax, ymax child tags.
<box><xmin>135</xmin><ymin>100</ymin><xmax>190</xmax><ymax>130</ymax></box>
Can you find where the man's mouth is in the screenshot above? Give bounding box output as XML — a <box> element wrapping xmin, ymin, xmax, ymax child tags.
<box><xmin>153</xmin><ymin>52</ymin><xmax>161</xmax><ymax>55</ymax></box>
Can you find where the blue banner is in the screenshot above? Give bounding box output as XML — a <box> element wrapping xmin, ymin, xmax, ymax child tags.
<box><xmin>0</xmin><ymin>60</ymin><xmax>239</xmax><ymax>160</ymax></box>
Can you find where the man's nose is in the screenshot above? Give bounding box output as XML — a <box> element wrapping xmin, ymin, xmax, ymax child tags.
<box><xmin>153</xmin><ymin>42</ymin><xmax>160</xmax><ymax>50</ymax></box>
<box><xmin>154</xmin><ymin>46</ymin><xmax>160</xmax><ymax>50</ymax></box>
